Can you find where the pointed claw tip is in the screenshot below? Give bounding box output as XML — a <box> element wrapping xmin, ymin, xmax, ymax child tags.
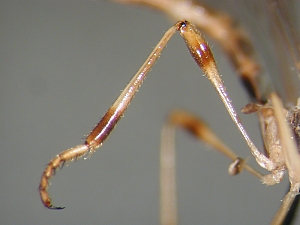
<box><xmin>48</xmin><ymin>205</ymin><xmax>65</xmax><ymax>210</ymax></box>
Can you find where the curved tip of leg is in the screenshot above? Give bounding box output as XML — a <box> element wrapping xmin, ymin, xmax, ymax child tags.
<box><xmin>42</xmin><ymin>197</ymin><xmax>66</xmax><ymax>210</ymax></box>
<box><xmin>48</xmin><ymin>205</ymin><xmax>65</xmax><ymax>210</ymax></box>
<box><xmin>40</xmin><ymin>189</ymin><xmax>65</xmax><ymax>210</ymax></box>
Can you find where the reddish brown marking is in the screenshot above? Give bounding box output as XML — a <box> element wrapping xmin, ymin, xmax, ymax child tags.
<box><xmin>168</xmin><ymin>109</ymin><xmax>208</xmax><ymax>140</ymax></box>
<box><xmin>86</xmin><ymin>105</ymin><xmax>122</xmax><ymax>150</ymax></box>
<box><xmin>177</xmin><ymin>21</ymin><xmax>214</xmax><ymax>70</ymax></box>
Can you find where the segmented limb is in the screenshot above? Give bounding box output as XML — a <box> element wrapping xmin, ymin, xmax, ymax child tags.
<box><xmin>39</xmin><ymin>145</ymin><xmax>89</xmax><ymax>209</ymax></box>
<box><xmin>178</xmin><ymin>22</ymin><xmax>277</xmax><ymax>173</ymax></box>
<box><xmin>114</xmin><ymin>1</ymin><xmax>300</xmax><ymax>224</ymax></box>
<box><xmin>40</xmin><ymin>21</ymin><xmax>276</xmax><ymax>217</ymax></box>
<box><xmin>39</xmin><ymin>22</ymin><xmax>178</xmax><ymax>209</ymax></box>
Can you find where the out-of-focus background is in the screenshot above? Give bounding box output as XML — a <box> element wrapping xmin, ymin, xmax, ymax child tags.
<box><xmin>1</xmin><ymin>0</ymin><xmax>299</xmax><ymax>224</ymax></box>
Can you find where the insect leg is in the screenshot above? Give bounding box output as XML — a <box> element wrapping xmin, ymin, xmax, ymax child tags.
<box><xmin>177</xmin><ymin>21</ymin><xmax>276</xmax><ymax>172</ymax></box>
<box><xmin>39</xmin><ymin>24</ymin><xmax>178</xmax><ymax>209</ymax></box>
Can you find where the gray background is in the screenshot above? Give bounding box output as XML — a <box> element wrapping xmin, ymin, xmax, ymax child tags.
<box><xmin>1</xmin><ymin>0</ymin><xmax>299</xmax><ymax>224</ymax></box>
